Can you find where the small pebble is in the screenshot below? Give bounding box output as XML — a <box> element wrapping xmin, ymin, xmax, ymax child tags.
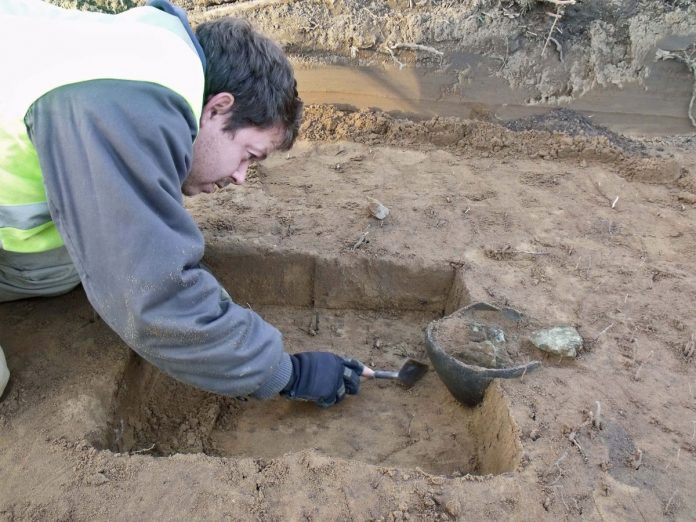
<box><xmin>445</xmin><ymin>500</ymin><xmax>461</xmax><ymax>517</ymax></box>
<box><xmin>368</xmin><ymin>197</ymin><xmax>390</xmax><ymax>220</ymax></box>
<box><xmin>87</xmin><ymin>472</ymin><xmax>109</xmax><ymax>486</ymax></box>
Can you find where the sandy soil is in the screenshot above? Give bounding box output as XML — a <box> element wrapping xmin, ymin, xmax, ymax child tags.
<box><xmin>3</xmin><ymin>0</ymin><xmax>696</xmax><ymax>521</ymax></box>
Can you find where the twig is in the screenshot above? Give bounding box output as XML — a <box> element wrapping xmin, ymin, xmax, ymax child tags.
<box><xmin>542</xmin><ymin>6</ymin><xmax>563</xmax><ymax>59</ymax></box>
<box><xmin>591</xmin><ymin>179</ymin><xmax>615</xmax><ymax>206</ymax></box>
<box><xmin>568</xmin><ymin>431</ymin><xmax>588</xmax><ymax>463</ymax></box>
<box><xmin>114</xmin><ymin>419</ymin><xmax>125</xmax><ymax>449</ymax></box>
<box><xmin>684</xmin><ymin>333</ymin><xmax>695</xmax><ymax>358</ymax></box>
<box><xmin>516</xmin><ymin>250</ymin><xmax>549</xmax><ymax>255</ymax></box>
<box><xmin>307</xmin><ymin>311</ymin><xmax>319</xmax><ymax>336</ymax></box>
<box><xmin>666</xmin><ymin>447</ymin><xmax>681</xmax><ymax>470</ymax></box>
<box><xmin>130</xmin><ymin>443</ymin><xmax>156</xmax><ymax>454</ymax></box>
<box><xmin>593</xmin><ymin>401</ymin><xmax>602</xmax><ymax>430</ymax></box>
<box><xmin>548</xmin><ymin>36</ymin><xmax>564</xmax><ymax>63</ymax></box>
<box><xmin>491</xmin><ymin>247</ymin><xmax>549</xmax><ymax>256</ymax></box>
<box><xmin>547</xmin><ymin>451</ymin><xmax>568</xmax><ymax>486</ymax></box>
<box><xmin>498</xmin><ymin>37</ymin><xmax>510</xmax><ymax>72</ymax></box>
<box><xmin>390</xmin><ymin>42</ymin><xmax>444</xmax><ymax>57</ymax></box>
<box><xmin>633</xmin><ymin>350</ymin><xmax>654</xmax><ymax>381</ymax></box>
<box><xmin>611</xmin><ymin>196</ymin><xmax>620</xmax><ymax>209</ymax></box>
<box><xmin>553</xmin><ymin>451</ymin><xmax>568</xmax><ymax>469</ymax></box>
<box><xmin>690</xmin><ymin>420</ymin><xmax>696</xmax><ymax>442</ymax></box>
<box><xmin>541</xmin><ymin>0</ymin><xmax>576</xmax><ymax>4</ymax></box>
<box><xmin>690</xmin><ymin>80</ymin><xmax>696</xmax><ymax>128</ymax></box>
<box><xmin>190</xmin><ymin>0</ymin><xmax>292</xmax><ymax>22</ymax></box>
<box><xmin>362</xmin><ymin>6</ymin><xmax>381</xmax><ymax>21</ymax></box>
<box><xmin>633</xmin><ymin>449</ymin><xmax>643</xmax><ymax>470</ymax></box>
<box><xmin>665</xmin><ymin>490</ymin><xmax>678</xmax><ymax>514</ymax></box>
<box><xmin>593</xmin><ymin>323</ymin><xmax>614</xmax><ymax>343</ymax></box>
<box><xmin>383</xmin><ymin>46</ymin><xmax>405</xmax><ymax>70</ymax></box>
<box><xmin>351</xmin><ymin>227</ymin><xmax>371</xmax><ymax>250</ymax></box>
<box><xmin>550</xmin><ymin>485</ymin><xmax>569</xmax><ymax>512</ymax></box>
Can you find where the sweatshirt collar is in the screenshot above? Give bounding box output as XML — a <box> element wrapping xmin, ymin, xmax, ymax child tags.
<box><xmin>146</xmin><ymin>0</ymin><xmax>207</xmax><ymax>70</ymax></box>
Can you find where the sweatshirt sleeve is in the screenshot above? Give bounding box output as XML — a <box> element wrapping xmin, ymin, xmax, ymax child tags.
<box><xmin>25</xmin><ymin>79</ymin><xmax>292</xmax><ymax>398</ymax></box>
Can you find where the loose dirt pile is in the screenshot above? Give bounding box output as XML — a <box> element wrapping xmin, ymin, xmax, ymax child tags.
<box><xmin>3</xmin><ymin>1</ymin><xmax>696</xmax><ymax>520</ymax></box>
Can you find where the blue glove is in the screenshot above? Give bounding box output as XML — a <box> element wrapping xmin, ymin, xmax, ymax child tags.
<box><xmin>281</xmin><ymin>352</ymin><xmax>364</xmax><ymax>407</ymax></box>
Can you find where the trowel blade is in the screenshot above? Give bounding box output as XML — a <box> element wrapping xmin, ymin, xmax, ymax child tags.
<box><xmin>397</xmin><ymin>359</ymin><xmax>429</xmax><ymax>388</ymax></box>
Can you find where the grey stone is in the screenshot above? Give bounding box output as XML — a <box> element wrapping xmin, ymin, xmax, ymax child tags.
<box><xmin>86</xmin><ymin>472</ymin><xmax>109</xmax><ymax>486</ymax></box>
<box><xmin>368</xmin><ymin>197</ymin><xmax>390</xmax><ymax>220</ymax></box>
<box><xmin>529</xmin><ymin>326</ymin><xmax>583</xmax><ymax>358</ymax></box>
<box><xmin>462</xmin><ymin>340</ymin><xmax>498</xmax><ymax>368</ymax></box>
<box><xmin>445</xmin><ymin>499</ymin><xmax>462</xmax><ymax>517</ymax></box>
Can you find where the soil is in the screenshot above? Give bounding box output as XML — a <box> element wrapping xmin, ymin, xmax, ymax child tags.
<box><xmin>430</xmin><ymin>305</ymin><xmax>532</xmax><ymax>369</ymax></box>
<box><xmin>3</xmin><ymin>0</ymin><xmax>696</xmax><ymax>521</ymax></box>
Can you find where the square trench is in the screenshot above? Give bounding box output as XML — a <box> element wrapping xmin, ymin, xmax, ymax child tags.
<box><xmin>97</xmin><ymin>246</ymin><xmax>522</xmax><ymax>477</ymax></box>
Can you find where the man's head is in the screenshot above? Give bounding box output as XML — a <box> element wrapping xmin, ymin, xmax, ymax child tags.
<box><xmin>183</xmin><ymin>18</ymin><xmax>303</xmax><ymax>196</ymax></box>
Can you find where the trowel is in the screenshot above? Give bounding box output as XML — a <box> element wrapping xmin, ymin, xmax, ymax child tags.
<box><xmin>364</xmin><ymin>358</ymin><xmax>428</xmax><ymax>389</ymax></box>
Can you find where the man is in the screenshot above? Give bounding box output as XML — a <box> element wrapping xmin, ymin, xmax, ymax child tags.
<box><xmin>0</xmin><ymin>0</ymin><xmax>369</xmax><ymax>406</ymax></box>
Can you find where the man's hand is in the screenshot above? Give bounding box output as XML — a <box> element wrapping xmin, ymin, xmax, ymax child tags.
<box><xmin>281</xmin><ymin>352</ymin><xmax>365</xmax><ymax>407</ymax></box>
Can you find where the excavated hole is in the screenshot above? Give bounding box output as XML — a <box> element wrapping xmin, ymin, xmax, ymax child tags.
<box><xmin>98</xmin><ymin>247</ymin><xmax>522</xmax><ymax>476</ymax></box>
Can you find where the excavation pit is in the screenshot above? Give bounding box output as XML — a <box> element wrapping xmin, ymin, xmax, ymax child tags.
<box><xmin>100</xmin><ymin>248</ymin><xmax>523</xmax><ymax>476</ymax></box>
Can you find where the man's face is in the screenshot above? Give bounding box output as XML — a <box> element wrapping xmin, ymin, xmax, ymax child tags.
<box><xmin>183</xmin><ymin>93</ymin><xmax>284</xmax><ymax>196</ymax></box>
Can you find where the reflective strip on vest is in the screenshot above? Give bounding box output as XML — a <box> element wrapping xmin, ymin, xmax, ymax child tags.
<box><xmin>0</xmin><ymin>202</ymin><xmax>51</xmax><ymax>230</ymax></box>
<box><xmin>0</xmin><ymin>0</ymin><xmax>204</xmax><ymax>253</ymax></box>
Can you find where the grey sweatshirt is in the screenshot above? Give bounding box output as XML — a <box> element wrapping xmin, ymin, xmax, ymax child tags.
<box><xmin>24</xmin><ymin>64</ymin><xmax>292</xmax><ymax>397</ymax></box>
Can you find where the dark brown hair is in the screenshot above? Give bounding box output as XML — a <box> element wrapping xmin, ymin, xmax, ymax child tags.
<box><xmin>195</xmin><ymin>18</ymin><xmax>303</xmax><ymax>150</ymax></box>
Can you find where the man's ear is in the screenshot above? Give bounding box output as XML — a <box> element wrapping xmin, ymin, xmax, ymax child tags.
<box><xmin>201</xmin><ymin>92</ymin><xmax>235</xmax><ymax>122</ymax></box>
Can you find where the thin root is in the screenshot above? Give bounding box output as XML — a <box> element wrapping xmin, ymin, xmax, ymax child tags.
<box><xmin>593</xmin><ymin>401</ymin><xmax>602</xmax><ymax>430</ymax></box>
<box><xmin>383</xmin><ymin>46</ymin><xmax>405</xmax><ymax>70</ymax></box>
<box><xmin>633</xmin><ymin>448</ymin><xmax>643</xmax><ymax>470</ymax></box>
<box><xmin>568</xmin><ymin>431</ymin><xmax>588</xmax><ymax>463</ymax></box>
<box><xmin>684</xmin><ymin>333</ymin><xmax>695</xmax><ymax>358</ymax></box>
<box><xmin>390</xmin><ymin>42</ymin><xmax>444</xmax><ymax>57</ymax></box>
<box><xmin>130</xmin><ymin>443</ymin><xmax>156</xmax><ymax>455</ymax></box>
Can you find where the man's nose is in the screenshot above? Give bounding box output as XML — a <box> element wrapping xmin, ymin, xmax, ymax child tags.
<box><xmin>231</xmin><ymin>161</ymin><xmax>248</xmax><ymax>185</ymax></box>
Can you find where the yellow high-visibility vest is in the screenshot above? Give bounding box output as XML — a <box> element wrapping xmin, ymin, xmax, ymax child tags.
<box><xmin>0</xmin><ymin>0</ymin><xmax>204</xmax><ymax>253</ymax></box>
